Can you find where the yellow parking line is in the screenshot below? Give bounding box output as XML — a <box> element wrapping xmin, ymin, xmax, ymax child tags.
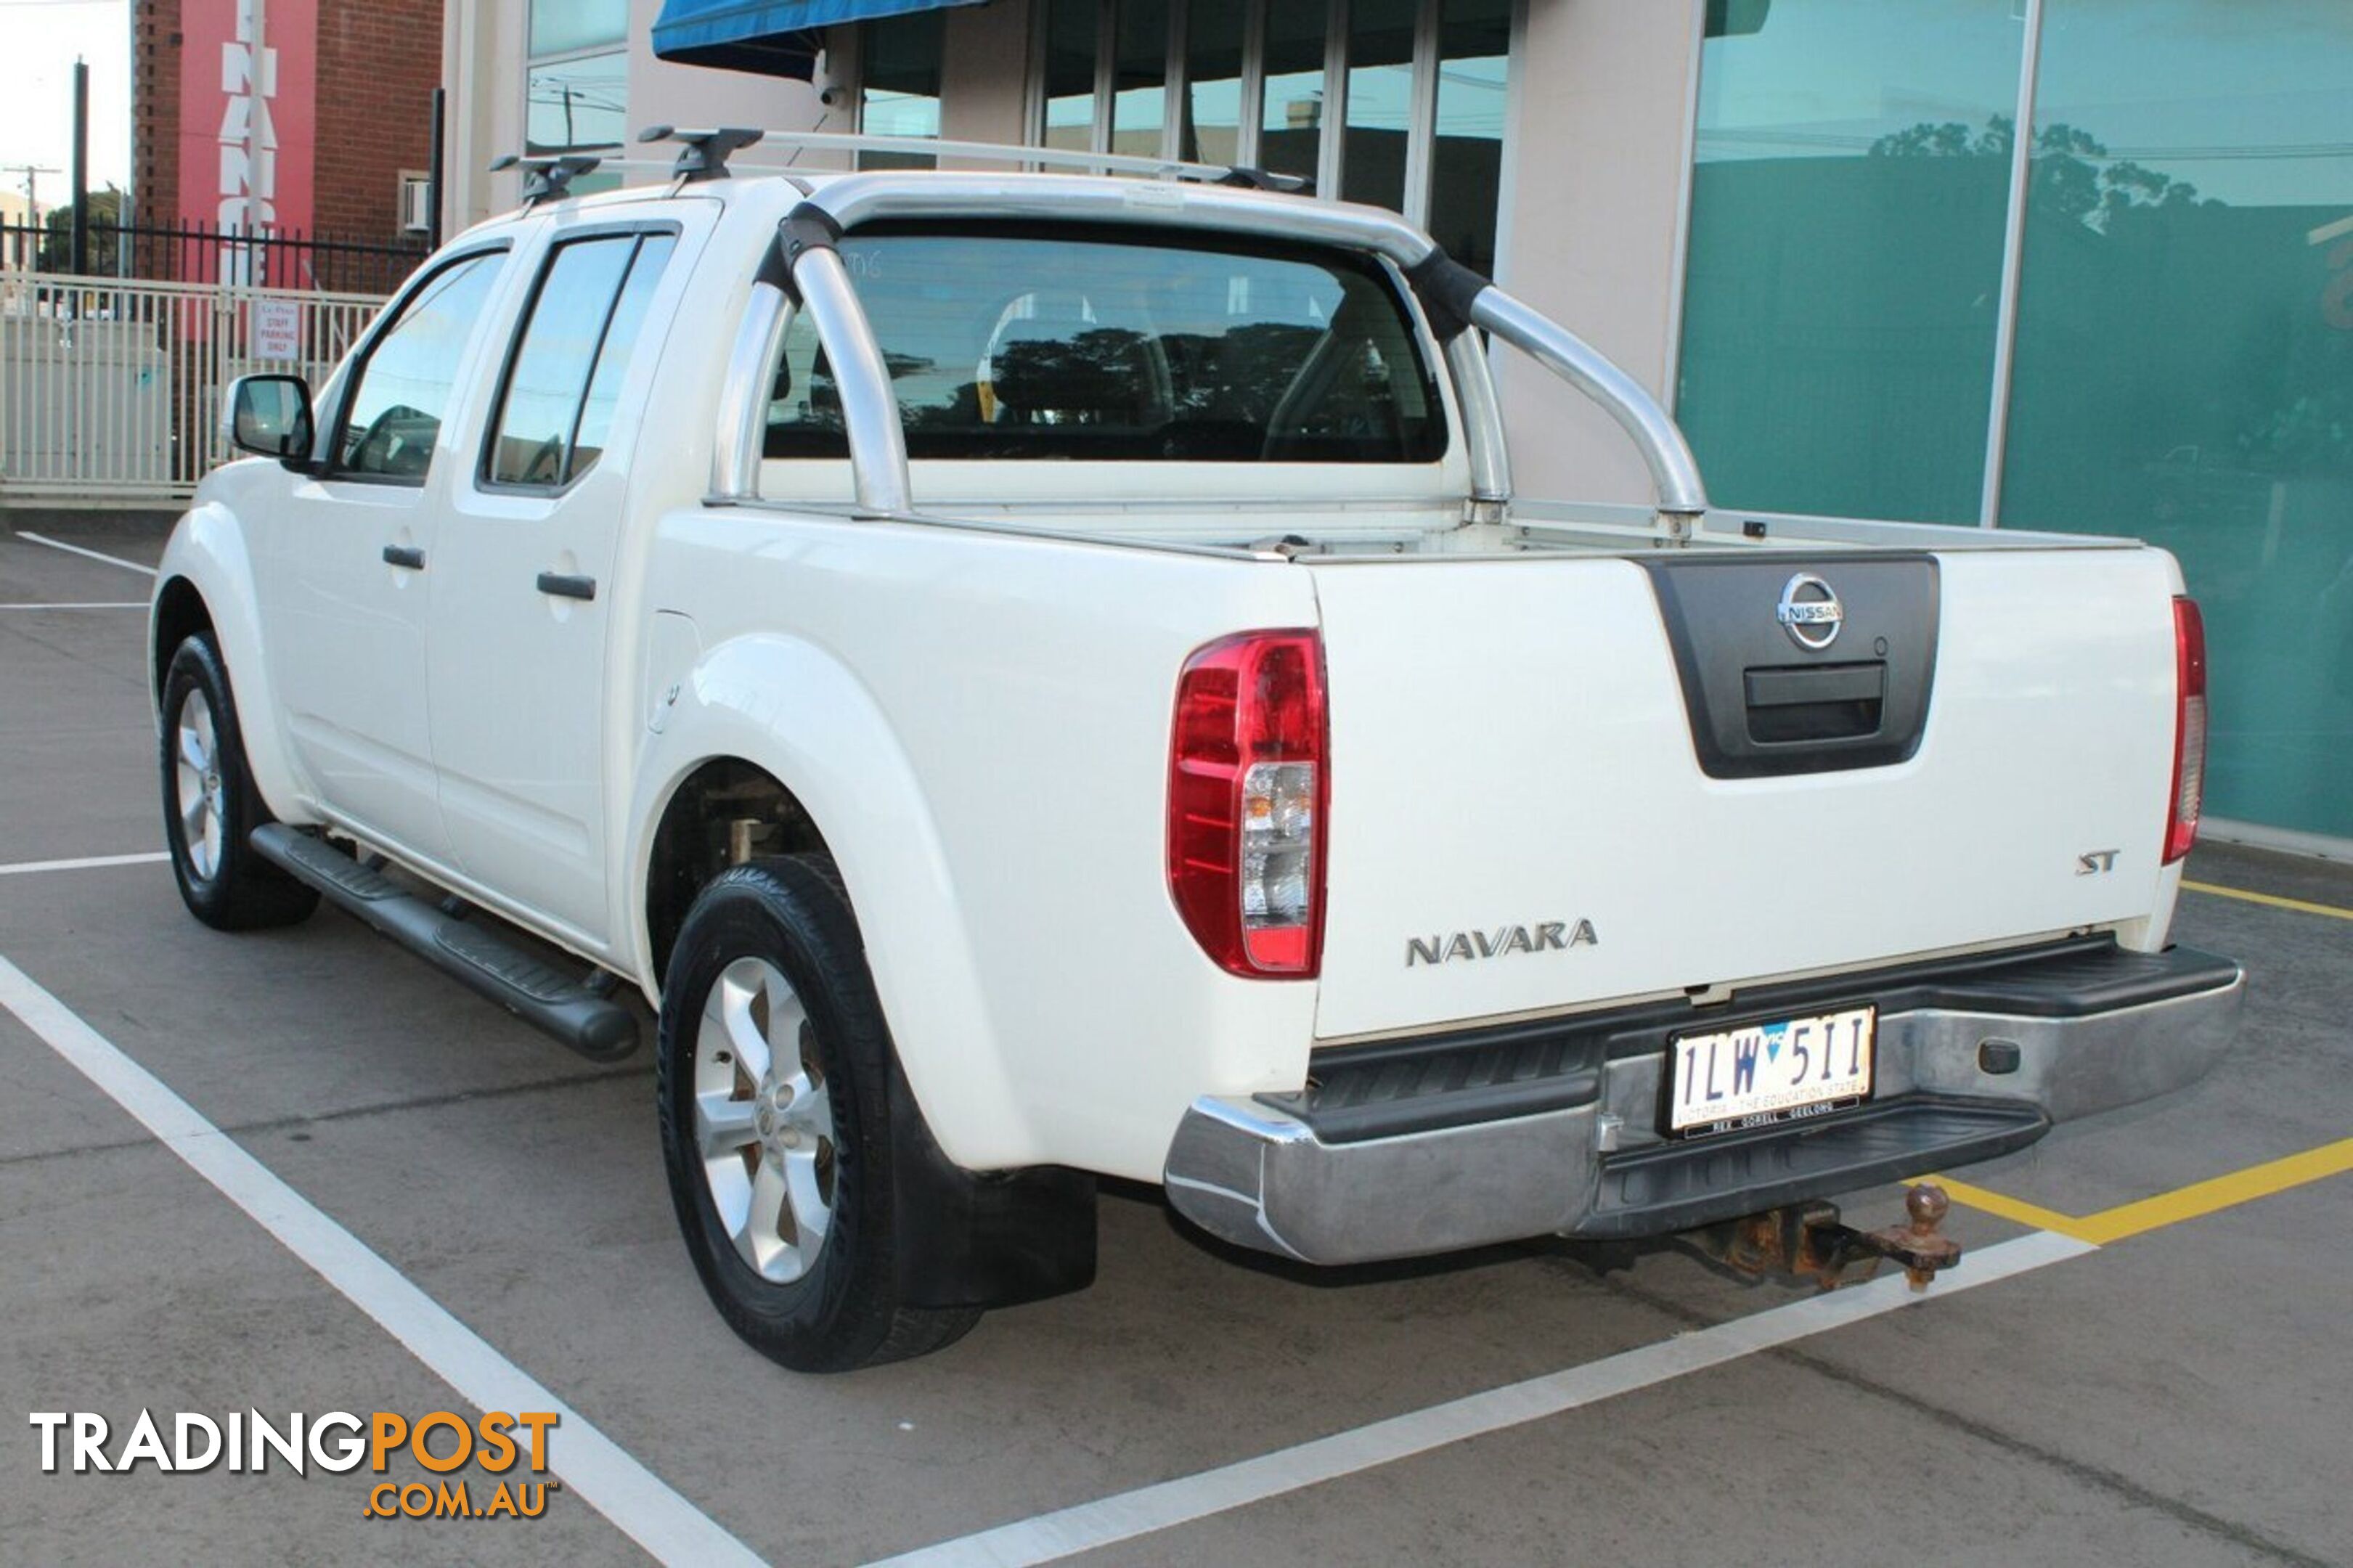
<box><xmin>1932</xmin><ymin>1178</ymin><xmax>2098</xmax><ymax>1243</ymax></box>
<box><xmin>2180</xmin><ymin>880</ymin><xmax>2353</xmax><ymax>922</ymax></box>
<box><xmin>1941</xmin><ymin>1136</ymin><xmax>2353</xmax><ymax>1246</ymax></box>
<box><xmin>2066</xmin><ymin>1138</ymin><xmax>2353</xmax><ymax>1244</ymax></box>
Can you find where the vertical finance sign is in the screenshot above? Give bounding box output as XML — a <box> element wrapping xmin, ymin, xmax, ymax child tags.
<box><xmin>176</xmin><ymin>0</ymin><xmax>317</xmax><ymax>282</ymax></box>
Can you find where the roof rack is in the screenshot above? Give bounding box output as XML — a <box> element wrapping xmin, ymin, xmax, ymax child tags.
<box><xmin>485</xmin><ymin>128</ymin><xmax>1316</xmax><ymax>208</ymax></box>
<box><xmin>632</xmin><ymin>126</ymin><xmax>1311</xmax><ymax>191</ymax></box>
<box><xmin>639</xmin><ymin>124</ymin><xmax>767</xmax><ymax>181</ymax></box>
<box><xmin>486</xmin><ymin>153</ymin><xmax>604</xmax><ymax>204</ymax></box>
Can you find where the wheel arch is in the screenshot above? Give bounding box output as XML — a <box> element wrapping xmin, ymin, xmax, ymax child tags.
<box><xmin>150</xmin><ymin>505</ymin><xmax>309</xmax><ymax>822</ymax></box>
<box><xmin>625</xmin><ymin>631</ymin><xmax>1038</xmax><ymax>1170</ymax></box>
<box><xmin>150</xmin><ymin>575</ymin><xmax>213</xmax><ymax>709</ymax></box>
<box><xmin>642</xmin><ymin>756</ymin><xmax>832</xmax><ymax>983</ymax></box>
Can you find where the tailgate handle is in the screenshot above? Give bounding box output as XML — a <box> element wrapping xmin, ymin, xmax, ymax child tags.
<box><xmin>1744</xmin><ymin>662</ymin><xmax>1886</xmax><ymax>746</ymax></box>
<box><xmin>1744</xmin><ymin>664</ymin><xmax>1885</xmax><ymax>709</ymax></box>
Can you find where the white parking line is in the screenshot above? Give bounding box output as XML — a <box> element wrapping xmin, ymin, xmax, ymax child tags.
<box><xmin>0</xmin><ymin>954</ymin><xmax>767</xmax><ymax>1568</ymax></box>
<box><xmin>0</xmin><ymin>852</ymin><xmax>171</xmax><ymax>878</ymax></box>
<box><xmin>866</xmin><ymin>1229</ymin><xmax>2096</xmax><ymax>1568</ymax></box>
<box><xmin>0</xmin><ymin>602</ymin><xmax>149</xmax><ymax>611</ymax></box>
<box><xmin>15</xmin><ymin>532</ymin><xmax>160</xmax><ymax>578</ymax></box>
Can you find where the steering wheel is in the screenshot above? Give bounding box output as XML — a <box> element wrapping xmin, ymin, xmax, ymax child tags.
<box><xmin>350</xmin><ymin>404</ymin><xmax>433</xmax><ymax>476</ymax></box>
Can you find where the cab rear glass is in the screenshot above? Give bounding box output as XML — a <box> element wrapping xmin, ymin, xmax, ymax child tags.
<box><xmin>764</xmin><ymin>225</ymin><xmax>1448</xmax><ymax>465</ymax></box>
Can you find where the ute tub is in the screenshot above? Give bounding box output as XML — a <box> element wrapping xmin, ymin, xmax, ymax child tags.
<box><xmin>1162</xmin><ymin>939</ymin><xmax>2245</xmax><ymax>1265</ymax></box>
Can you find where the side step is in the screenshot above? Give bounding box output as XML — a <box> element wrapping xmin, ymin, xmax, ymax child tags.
<box><xmin>251</xmin><ymin>824</ymin><xmax>639</xmax><ymax>1061</ymax></box>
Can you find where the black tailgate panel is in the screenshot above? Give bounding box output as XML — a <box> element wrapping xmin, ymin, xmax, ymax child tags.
<box><xmin>1642</xmin><ymin>554</ymin><xmax>1941</xmax><ymax>778</ymax></box>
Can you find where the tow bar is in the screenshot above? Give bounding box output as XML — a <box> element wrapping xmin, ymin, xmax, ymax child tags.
<box><xmin>1685</xmin><ymin>1183</ymin><xmax>1962</xmax><ymax>1292</ymax></box>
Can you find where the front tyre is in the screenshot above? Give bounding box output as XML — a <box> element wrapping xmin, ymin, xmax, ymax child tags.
<box><xmin>159</xmin><ymin>632</ymin><xmax>318</xmax><ymax>931</ymax></box>
<box><xmin>657</xmin><ymin>856</ymin><xmax>979</xmax><ymax>1371</ymax></box>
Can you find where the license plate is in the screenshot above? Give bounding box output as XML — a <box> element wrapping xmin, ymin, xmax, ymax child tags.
<box><xmin>1666</xmin><ymin>1005</ymin><xmax>1876</xmax><ymax>1137</ymax></box>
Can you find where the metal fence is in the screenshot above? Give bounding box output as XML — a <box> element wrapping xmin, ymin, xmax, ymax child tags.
<box><xmin>0</xmin><ymin>269</ymin><xmax>385</xmax><ymax>504</ymax></box>
<box><xmin>0</xmin><ymin>219</ymin><xmax>428</xmax><ymax>296</ymax></box>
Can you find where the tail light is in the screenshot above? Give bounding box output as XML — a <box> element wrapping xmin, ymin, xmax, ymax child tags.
<box><xmin>2164</xmin><ymin>595</ymin><xmax>2207</xmax><ymax>865</ymax></box>
<box><xmin>1168</xmin><ymin>630</ymin><xmax>1328</xmax><ymax>977</ymax></box>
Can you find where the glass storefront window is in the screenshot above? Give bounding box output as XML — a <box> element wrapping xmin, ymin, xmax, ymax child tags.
<box><xmin>523</xmin><ymin>0</ymin><xmax>626</xmax><ymax>181</ymax></box>
<box><xmin>1675</xmin><ymin>0</ymin><xmax>2026</xmax><ymax>524</ymax></box>
<box><xmin>1045</xmin><ymin>0</ymin><xmax>1096</xmax><ymax>152</ymax></box>
<box><xmin>1112</xmin><ymin>0</ymin><xmax>1170</xmax><ymax>157</ymax></box>
<box><xmin>1027</xmin><ymin>0</ymin><xmax>1506</xmax><ymax>256</ymax></box>
<box><xmin>1429</xmin><ymin>0</ymin><xmax>1509</xmax><ymax>275</ymax></box>
<box><xmin>1999</xmin><ymin>1</ymin><xmax>2353</xmax><ymax>840</ymax></box>
<box><xmin>861</xmin><ymin>12</ymin><xmax>946</xmax><ymax>168</ymax></box>
<box><xmin>1180</xmin><ymin>0</ymin><xmax>1247</xmax><ymax>166</ymax></box>
<box><xmin>1342</xmin><ymin>0</ymin><xmax>1416</xmax><ymax>211</ymax></box>
<box><xmin>1042</xmin><ymin>0</ymin><xmax>1101</xmax><ymax>152</ymax></box>
<box><xmin>525</xmin><ymin>52</ymin><xmax>628</xmax><ymax>153</ymax></box>
<box><xmin>1260</xmin><ymin>1</ymin><xmax>1329</xmax><ymax>187</ymax></box>
<box><xmin>529</xmin><ymin>0</ymin><xmax>626</xmax><ymax>58</ymax></box>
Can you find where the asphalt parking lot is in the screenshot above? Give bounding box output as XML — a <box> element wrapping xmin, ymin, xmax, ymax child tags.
<box><xmin>3</xmin><ymin>514</ymin><xmax>2349</xmax><ymax>1568</ymax></box>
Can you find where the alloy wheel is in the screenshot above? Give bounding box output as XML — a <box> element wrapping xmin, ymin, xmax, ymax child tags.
<box><xmin>174</xmin><ymin>690</ymin><xmax>226</xmax><ymax>882</ymax></box>
<box><xmin>692</xmin><ymin>955</ymin><xmax>837</xmax><ymax>1283</ymax></box>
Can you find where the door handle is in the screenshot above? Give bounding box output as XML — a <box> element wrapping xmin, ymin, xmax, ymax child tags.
<box><xmin>383</xmin><ymin>544</ymin><xmax>425</xmax><ymax>570</ymax></box>
<box><xmin>536</xmin><ymin>571</ymin><xmax>597</xmax><ymax>602</ymax></box>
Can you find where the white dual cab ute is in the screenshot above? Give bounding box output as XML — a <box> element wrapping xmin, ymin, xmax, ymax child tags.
<box><xmin>154</xmin><ymin>128</ymin><xmax>2243</xmax><ymax>1370</ymax></box>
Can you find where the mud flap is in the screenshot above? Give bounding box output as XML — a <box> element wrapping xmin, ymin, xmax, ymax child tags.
<box><xmin>886</xmin><ymin>1056</ymin><xmax>1098</xmax><ymax>1310</ymax></box>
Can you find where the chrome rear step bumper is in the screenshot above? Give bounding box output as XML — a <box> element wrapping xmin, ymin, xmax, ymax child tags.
<box><xmin>1162</xmin><ymin>942</ymin><xmax>2244</xmax><ymax>1265</ymax></box>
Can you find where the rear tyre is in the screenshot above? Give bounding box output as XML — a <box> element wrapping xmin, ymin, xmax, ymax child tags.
<box><xmin>656</xmin><ymin>854</ymin><xmax>980</xmax><ymax>1371</ymax></box>
<box><xmin>159</xmin><ymin>632</ymin><xmax>318</xmax><ymax>931</ymax></box>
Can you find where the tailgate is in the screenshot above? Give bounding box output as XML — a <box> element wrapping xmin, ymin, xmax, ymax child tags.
<box><xmin>1307</xmin><ymin>545</ymin><xmax>2181</xmax><ymax>1041</ymax></box>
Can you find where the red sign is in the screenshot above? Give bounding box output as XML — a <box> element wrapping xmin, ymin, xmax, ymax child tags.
<box><xmin>176</xmin><ymin>0</ymin><xmax>317</xmax><ymax>277</ymax></box>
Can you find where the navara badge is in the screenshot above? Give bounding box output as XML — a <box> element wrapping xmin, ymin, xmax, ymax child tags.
<box><xmin>1406</xmin><ymin>920</ymin><xmax>1597</xmax><ymax>968</ymax></box>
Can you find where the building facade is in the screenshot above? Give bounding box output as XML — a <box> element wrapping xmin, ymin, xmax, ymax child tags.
<box><xmin>134</xmin><ymin>0</ymin><xmax>444</xmax><ymax>250</ymax></box>
<box><xmin>439</xmin><ymin>0</ymin><xmax>845</xmax><ymax>234</ymax></box>
<box><xmin>437</xmin><ymin>0</ymin><xmax>2353</xmax><ymax>854</ymax></box>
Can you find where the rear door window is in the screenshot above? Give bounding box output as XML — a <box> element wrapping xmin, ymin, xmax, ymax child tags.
<box><xmin>764</xmin><ymin>228</ymin><xmax>1446</xmax><ymax>464</ymax></box>
<box><xmin>486</xmin><ymin>231</ymin><xmax>679</xmax><ymax>489</ymax></box>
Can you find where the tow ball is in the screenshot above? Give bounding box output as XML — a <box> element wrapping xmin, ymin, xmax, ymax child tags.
<box><xmin>1686</xmin><ymin>1184</ymin><xmax>1962</xmax><ymax>1292</ymax></box>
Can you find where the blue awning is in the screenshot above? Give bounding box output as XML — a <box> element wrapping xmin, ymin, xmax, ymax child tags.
<box><xmin>651</xmin><ymin>0</ymin><xmax>984</xmax><ymax>77</ymax></box>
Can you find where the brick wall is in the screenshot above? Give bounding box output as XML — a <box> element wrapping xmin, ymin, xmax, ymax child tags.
<box><xmin>314</xmin><ymin>0</ymin><xmax>444</xmax><ymax>242</ymax></box>
<box><xmin>131</xmin><ymin>0</ymin><xmax>441</xmax><ymax>244</ymax></box>
<box><xmin>131</xmin><ymin>1</ymin><xmax>180</xmax><ymax>229</ymax></box>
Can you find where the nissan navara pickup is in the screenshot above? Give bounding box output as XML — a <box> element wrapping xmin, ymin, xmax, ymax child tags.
<box><xmin>150</xmin><ymin>130</ymin><xmax>2245</xmax><ymax>1370</ymax></box>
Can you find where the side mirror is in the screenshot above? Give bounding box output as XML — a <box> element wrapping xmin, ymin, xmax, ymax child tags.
<box><xmin>227</xmin><ymin>374</ymin><xmax>316</xmax><ymax>465</ymax></box>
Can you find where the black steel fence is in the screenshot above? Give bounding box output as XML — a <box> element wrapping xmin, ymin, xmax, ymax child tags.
<box><xmin>0</xmin><ymin>217</ymin><xmax>428</xmax><ymax>294</ymax></box>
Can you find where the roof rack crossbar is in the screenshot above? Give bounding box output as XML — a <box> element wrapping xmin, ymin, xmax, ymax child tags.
<box><xmin>751</xmin><ymin>128</ymin><xmax>1234</xmax><ymax>179</ymax></box>
<box><xmin>639</xmin><ymin>124</ymin><xmax>767</xmax><ymax>181</ymax></box>
<box><xmin>486</xmin><ymin>130</ymin><xmax>1316</xmax><ymax>202</ymax></box>
<box><xmin>631</xmin><ymin>126</ymin><xmax>1305</xmax><ymax>186</ymax></box>
<box><xmin>486</xmin><ymin>153</ymin><xmax>604</xmax><ymax>204</ymax></box>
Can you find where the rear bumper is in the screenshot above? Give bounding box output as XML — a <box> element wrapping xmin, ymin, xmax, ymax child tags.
<box><xmin>1162</xmin><ymin>940</ymin><xmax>2244</xmax><ymax>1265</ymax></box>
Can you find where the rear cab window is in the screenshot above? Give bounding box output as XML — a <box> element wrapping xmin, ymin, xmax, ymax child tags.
<box><xmin>764</xmin><ymin>226</ymin><xmax>1448</xmax><ymax>467</ymax></box>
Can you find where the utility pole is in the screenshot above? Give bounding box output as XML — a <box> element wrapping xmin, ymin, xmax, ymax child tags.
<box><xmin>7</xmin><ymin>165</ymin><xmax>63</xmax><ymax>214</ymax></box>
<box><xmin>70</xmin><ymin>57</ymin><xmax>91</xmax><ymax>274</ymax></box>
<box><xmin>4</xmin><ymin>165</ymin><xmax>62</xmax><ymax>269</ymax></box>
<box><xmin>428</xmin><ymin>86</ymin><xmax>446</xmax><ymax>251</ymax></box>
